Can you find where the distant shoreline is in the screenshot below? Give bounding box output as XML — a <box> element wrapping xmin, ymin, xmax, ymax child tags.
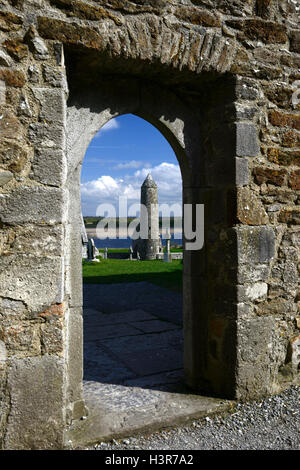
<box><xmin>86</xmin><ymin>227</ymin><xmax>182</xmax><ymax>238</ymax></box>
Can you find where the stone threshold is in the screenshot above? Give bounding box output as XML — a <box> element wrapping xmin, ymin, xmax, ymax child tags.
<box><xmin>66</xmin><ymin>383</ymin><xmax>234</xmax><ymax>447</ymax></box>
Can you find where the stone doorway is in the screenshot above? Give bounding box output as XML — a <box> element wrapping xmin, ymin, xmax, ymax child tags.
<box><xmin>64</xmin><ymin>46</ymin><xmax>240</xmax><ymax>444</ymax></box>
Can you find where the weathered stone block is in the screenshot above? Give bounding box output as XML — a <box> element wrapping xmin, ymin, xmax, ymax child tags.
<box><xmin>236</xmin><ymin>316</ymin><xmax>279</xmax><ymax>399</ymax></box>
<box><xmin>237</xmin><ymin>302</ymin><xmax>253</xmax><ymax>317</ymax></box>
<box><xmin>253</xmin><ymin>166</ymin><xmax>287</xmax><ymax>186</ymax></box>
<box><xmin>238</xmin><ymin>282</ymin><xmax>268</xmax><ymax>302</ymax></box>
<box><xmin>0</xmin><ymin>109</ymin><xmax>24</xmax><ymax>141</ymax></box>
<box><xmin>235</xmin><ymin>226</ymin><xmax>275</xmax><ymax>264</ymax></box>
<box><xmin>236</xmin><ymin>123</ymin><xmax>260</xmax><ymax>157</ymax></box>
<box><xmin>50</xmin><ymin>0</ymin><xmax>123</xmax><ymax>24</ymax></box>
<box><xmin>256</xmin><ymin>298</ymin><xmax>293</xmax><ymax>316</ymax></box>
<box><xmin>280</xmin><ymin>52</ymin><xmax>300</xmax><ymax>69</ymax></box>
<box><xmin>64</xmin><ymin>222</ymin><xmax>83</xmax><ymax>308</ymax></box>
<box><xmin>0</xmin><ymin>11</ymin><xmax>22</xmax><ymax>32</ymax></box>
<box><xmin>0</xmin><ymin>254</ymin><xmax>64</xmax><ymax>312</ymax></box>
<box><xmin>235</xmin><ymin>105</ymin><xmax>258</xmax><ymax>120</ymax></box>
<box><xmin>283</xmin><ymin>259</ymin><xmax>299</xmax><ymax>286</ymax></box>
<box><xmin>41</xmin><ymin>323</ymin><xmax>63</xmax><ymax>355</ymax></box>
<box><xmin>281</xmin><ymin>228</ymin><xmax>300</xmax><ymax>248</ymax></box>
<box><xmin>37</xmin><ymin>16</ymin><xmax>103</xmax><ymax>50</ymax></box>
<box><xmin>32</xmin><ymin>88</ymin><xmax>65</xmax><ymax>125</ymax></box>
<box><xmin>43</xmin><ymin>64</ymin><xmax>66</xmax><ymax>88</ymax></box>
<box><xmin>236</xmin><ymin>78</ymin><xmax>259</xmax><ymax>100</ymax></box>
<box><xmin>5</xmin><ymin>355</ymin><xmax>65</xmax><ymax>449</ymax></box>
<box><xmin>0</xmin><ymin>186</ymin><xmax>66</xmax><ymax>224</ymax></box>
<box><xmin>174</xmin><ymin>6</ymin><xmax>220</xmax><ymax>27</ymax></box>
<box><xmin>66</xmin><ymin>307</ymin><xmax>83</xmax><ymax>406</ymax></box>
<box><xmin>267</xmin><ymin>148</ymin><xmax>300</xmax><ymax>166</ymax></box>
<box><xmin>262</xmin><ymin>186</ymin><xmax>297</xmax><ymax>204</ymax></box>
<box><xmin>236</xmin><ymin>187</ymin><xmax>269</xmax><ymax>225</ymax></box>
<box><xmin>0</xmin><ymin>298</ymin><xmax>27</xmax><ymax>320</ymax></box>
<box><xmin>278</xmin><ymin>208</ymin><xmax>300</xmax><ymax>225</ymax></box>
<box><xmin>253</xmin><ymin>47</ymin><xmax>280</xmax><ymax>66</ymax></box>
<box><xmin>3</xmin><ymin>38</ymin><xmax>28</xmax><ymax>61</ymax></box>
<box><xmin>264</xmin><ymin>85</ymin><xmax>294</xmax><ymax>109</ymax></box>
<box><xmin>0</xmin><ymin>321</ymin><xmax>40</xmax><ymax>357</ymax></box>
<box><xmin>237</xmin><ymin>263</ymin><xmax>270</xmax><ymax>283</ymax></box>
<box><xmin>269</xmin><ymin>110</ymin><xmax>300</xmax><ymax>131</ymax></box>
<box><xmin>227</xmin><ymin>19</ymin><xmax>287</xmax><ymax>44</ymax></box>
<box><xmin>31</xmin><ymin>148</ymin><xmax>66</xmax><ymax>187</ymax></box>
<box><xmin>28</xmin><ymin>122</ymin><xmax>65</xmax><ymax>149</ymax></box>
<box><xmin>11</xmin><ymin>224</ymin><xmax>64</xmax><ymax>257</ymax></box>
<box><xmin>0</xmin><ymin>68</ymin><xmax>25</xmax><ymax>87</ymax></box>
<box><xmin>282</xmin><ymin>130</ymin><xmax>300</xmax><ymax>148</ymax></box>
<box><xmin>0</xmin><ymin>138</ymin><xmax>28</xmax><ymax>173</ymax></box>
<box><xmin>235</xmin><ymin>157</ymin><xmax>249</xmax><ymax>186</ymax></box>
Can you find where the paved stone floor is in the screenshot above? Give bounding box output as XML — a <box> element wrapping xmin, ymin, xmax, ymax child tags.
<box><xmin>83</xmin><ymin>281</ymin><xmax>184</xmax><ymax>395</ymax></box>
<box><xmin>67</xmin><ymin>282</ymin><xmax>232</xmax><ymax>446</ymax></box>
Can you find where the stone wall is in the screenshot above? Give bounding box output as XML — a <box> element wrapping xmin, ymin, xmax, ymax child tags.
<box><xmin>0</xmin><ymin>0</ymin><xmax>299</xmax><ymax>449</ymax></box>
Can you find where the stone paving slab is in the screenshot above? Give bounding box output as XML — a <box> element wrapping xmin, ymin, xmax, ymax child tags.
<box><xmin>84</xmin><ymin>359</ymin><xmax>136</xmax><ymax>383</ymax></box>
<box><xmin>131</xmin><ymin>319</ymin><xmax>180</xmax><ymax>333</ymax></box>
<box><xmin>119</xmin><ymin>348</ymin><xmax>183</xmax><ymax>376</ymax></box>
<box><xmin>84</xmin><ymin>323</ymin><xmax>142</xmax><ymax>341</ymax></box>
<box><xmin>124</xmin><ymin>370</ymin><xmax>184</xmax><ymax>388</ymax></box>
<box><xmin>100</xmin><ymin>329</ymin><xmax>183</xmax><ymax>355</ymax></box>
<box><xmin>84</xmin><ymin>309</ymin><xmax>156</xmax><ymax>326</ymax></box>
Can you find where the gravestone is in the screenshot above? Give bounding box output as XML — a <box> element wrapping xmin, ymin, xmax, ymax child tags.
<box><xmin>87</xmin><ymin>239</ymin><xmax>99</xmax><ymax>263</ymax></box>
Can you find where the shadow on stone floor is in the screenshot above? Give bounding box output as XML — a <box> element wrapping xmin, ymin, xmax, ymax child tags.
<box><xmin>83</xmin><ymin>281</ymin><xmax>186</xmax><ymax>393</ymax></box>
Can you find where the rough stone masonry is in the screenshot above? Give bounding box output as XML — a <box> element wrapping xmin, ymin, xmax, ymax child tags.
<box><xmin>0</xmin><ymin>0</ymin><xmax>299</xmax><ymax>450</ymax></box>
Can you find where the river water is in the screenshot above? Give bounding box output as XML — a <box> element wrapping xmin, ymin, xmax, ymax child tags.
<box><xmin>93</xmin><ymin>234</ymin><xmax>182</xmax><ymax>249</ymax></box>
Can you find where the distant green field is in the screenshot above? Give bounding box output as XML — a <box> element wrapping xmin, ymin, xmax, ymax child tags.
<box><xmin>82</xmin><ymin>258</ymin><xmax>183</xmax><ymax>292</ymax></box>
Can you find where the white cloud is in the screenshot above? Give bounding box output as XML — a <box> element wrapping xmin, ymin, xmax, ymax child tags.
<box><xmin>94</xmin><ymin>118</ymin><xmax>119</xmax><ymax>139</ymax></box>
<box><xmin>81</xmin><ymin>162</ymin><xmax>182</xmax><ymax>215</ymax></box>
<box><xmin>113</xmin><ymin>160</ymin><xmax>145</xmax><ymax>170</ymax></box>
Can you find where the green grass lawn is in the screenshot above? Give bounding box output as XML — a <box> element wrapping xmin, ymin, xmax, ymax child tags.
<box><xmin>82</xmin><ymin>258</ymin><xmax>183</xmax><ymax>292</ymax></box>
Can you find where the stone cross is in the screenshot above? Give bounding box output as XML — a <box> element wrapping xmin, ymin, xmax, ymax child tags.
<box><xmin>164</xmin><ymin>230</ymin><xmax>171</xmax><ymax>263</ymax></box>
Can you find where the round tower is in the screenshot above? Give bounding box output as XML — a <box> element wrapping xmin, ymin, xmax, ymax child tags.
<box><xmin>140</xmin><ymin>174</ymin><xmax>160</xmax><ymax>260</ymax></box>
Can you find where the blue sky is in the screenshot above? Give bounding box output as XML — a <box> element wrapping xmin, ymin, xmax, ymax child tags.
<box><xmin>81</xmin><ymin>114</ymin><xmax>182</xmax><ymax>216</ymax></box>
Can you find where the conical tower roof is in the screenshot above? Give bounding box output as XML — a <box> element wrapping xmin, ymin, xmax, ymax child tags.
<box><xmin>142</xmin><ymin>173</ymin><xmax>157</xmax><ymax>188</ymax></box>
